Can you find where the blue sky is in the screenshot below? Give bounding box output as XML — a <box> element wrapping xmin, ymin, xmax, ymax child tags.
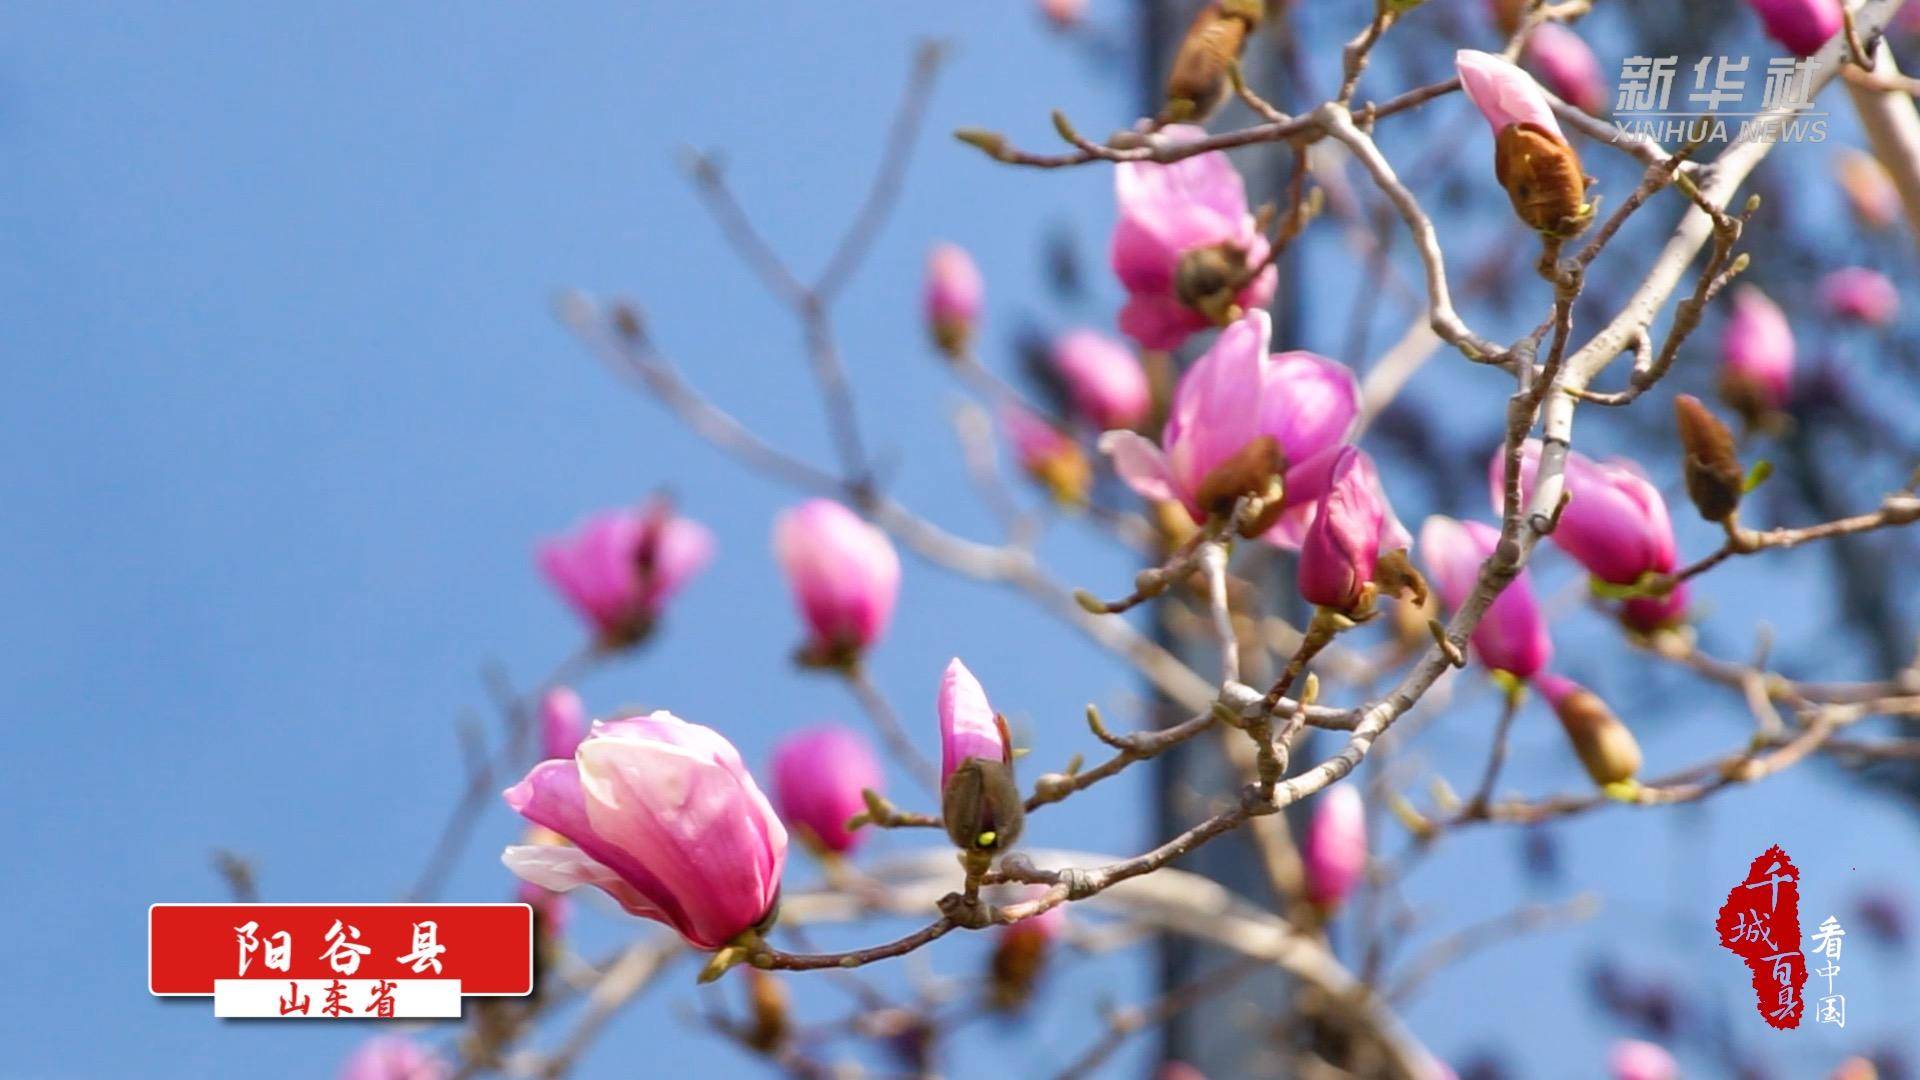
<box><xmin>4</xmin><ymin>3</ymin><xmax>1916</xmax><ymax>1078</ymax></box>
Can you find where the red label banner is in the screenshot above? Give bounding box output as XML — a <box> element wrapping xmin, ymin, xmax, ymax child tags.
<box><xmin>149</xmin><ymin>903</ymin><xmax>532</xmax><ymax>997</ymax></box>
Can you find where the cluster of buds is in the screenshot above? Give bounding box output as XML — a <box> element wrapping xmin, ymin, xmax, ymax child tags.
<box><xmin>1161</xmin><ymin>0</ymin><xmax>1265</xmax><ymax>123</ymax></box>
<box><xmin>538</xmin><ymin>498</ymin><xmax>714</xmax><ymax>650</ymax></box>
<box><xmin>1457</xmin><ymin>50</ymin><xmax>1594</xmax><ymax>237</ymax></box>
<box><xmin>773</xmin><ymin>499</ymin><xmax>902</xmax><ymax>669</ymax></box>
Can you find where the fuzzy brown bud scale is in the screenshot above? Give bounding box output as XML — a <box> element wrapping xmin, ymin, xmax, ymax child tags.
<box><xmin>1552</xmin><ymin>687</ymin><xmax>1642</xmax><ymax>786</ymax></box>
<box><xmin>1494</xmin><ymin>123</ymin><xmax>1594</xmax><ymax>237</ymax></box>
<box><xmin>1674</xmin><ymin>394</ymin><xmax>1745</xmax><ymax>523</ymax></box>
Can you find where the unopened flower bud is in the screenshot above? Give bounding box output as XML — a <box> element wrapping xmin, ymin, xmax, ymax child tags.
<box><xmin>1303</xmin><ymin>784</ymin><xmax>1367</xmax><ymax>909</ymax></box>
<box><xmin>1523</xmin><ymin>24</ymin><xmax>1607</xmax><ymax>116</ymax></box>
<box><xmin>1297</xmin><ymin>448</ymin><xmax>1412</xmax><ymax>616</ymax></box>
<box><xmin>1744</xmin><ymin>0</ymin><xmax>1842</xmax><ymax>58</ymax></box>
<box><xmin>771</xmin><ymin>724</ymin><xmax>883</xmax><ymax>857</ymax></box>
<box><xmin>1820</xmin><ymin>267</ymin><xmax>1900</xmax><ymax>327</ymax></box>
<box><xmin>1719</xmin><ymin>285</ymin><xmax>1796</xmax><ymax>425</ymax></box>
<box><xmin>938</xmin><ymin>659</ymin><xmax>1024</xmax><ymax>854</ymax></box>
<box><xmin>1538</xmin><ymin>675</ymin><xmax>1642</xmax><ymax>787</ymax></box>
<box><xmin>1162</xmin><ymin>2</ymin><xmax>1261</xmax><ymax>123</ymax></box>
<box><xmin>1050</xmin><ymin>329</ymin><xmax>1152</xmax><ymax>431</ymax></box>
<box><xmin>774</xmin><ymin>499</ymin><xmax>901</xmax><ymax>666</ymax></box>
<box><xmin>1674</xmin><ymin>394</ymin><xmax>1744</xmax><ymax>524</ymax></box>
<box><xmin>925</xmin><ymin>243</ymin><xmax>983</xmax><ymax>359</ymax></box>
<box><xmin>540</xmin><ymin>687</ymin><xmax>587</xmax><ymax>761</ymax></box>
<box><xmin>1003</xmin><ymin>406</ymin><xmax>1092</xmax><ymax>506</ymax></box>
<box><xmin>1457</xmin><ymin>50</ymin><xmax>1593</xmax><ymax>237</ymax></box>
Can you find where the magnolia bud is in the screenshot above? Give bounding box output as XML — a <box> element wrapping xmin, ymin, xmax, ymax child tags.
<box><xmin>938</xmin><ymin>660</ymin><xmax>1026</xmax><ymax>854</ymax></box>
<box><xmin>1163</xmin><ymin>2</ymin><xmax>1261</xmax><ymax>123</ymax></box>
<box><xmin>1674</xmin><ymin>394</ymin><xmax>1744</xmax><ymax>524</ymax></box>
<box><xmin>1540</xmin><ymin>675</ymin><xmax>1642</xmax><ymax>786</ymax></box>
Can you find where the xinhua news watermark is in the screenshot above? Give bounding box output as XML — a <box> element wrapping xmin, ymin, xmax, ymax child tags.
<box><xmin>1612</xmin><ymin>55</ymin><xmax>1827</xmax><ymax>144</ymax></box>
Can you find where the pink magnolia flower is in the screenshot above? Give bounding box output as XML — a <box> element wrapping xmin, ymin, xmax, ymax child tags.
<box><xmin>1523</xmin><ymin>24</ymin><xmax>1606</xmax><ymax>115</ymax></box>
<box><xmin>773</xmin><ymin>499</ymin><xmax>900</xmax><ymax>662</ymax></box>
<box><xmin>771</xmin><ymin>724</ymin><xmax>882</xmax><ymax>856</ymax></box>
<box><xmin>1721</xmin><ymin>284</ymin><xmax>1796</xmax><ymax>415</ymax></box>
<box><xmin>340</xmin><ymin>1037</ymin><xmax>449</xmax><ymax>1080</ymax></box>
<box><xmin>1100</xmin><ymin>309</ymin><xmax>1359</xmax><ymax>529</ymax></box>
<box><xmin>1457</xmin><ymin>48</ymin><xmax>1566</xmax><ymax>141</ymax></box>
<box><xmin>1303</xmin><ymin>784</ymin><xmax>1367</xmax><ymax>908</ymax></box>
<box><xmin>925</xmin><ymin>243</ymin><xmax>984</xmax><ymax>356</ymax></box>
<box><xmin>540</xmin><ymin>686</ymin><xmax>586</xmax><ymax>761</ymax></box>
<box><xmin>1747</xmin><ymin>0</ymin><xmax>1842</xmax><ymax>57</ymax></box>
<box><xmin>501</xmin><ymin>712</ymin><xmax>787</xmax><ymax>950</ymax></box>
<box><xmin>1297</xmin><ymin>448</ymin><xmax>1411</xmax><ymax>613</ymax></box>
<box><xmin>1608</xmin><ymin>1039</ymin><xmax>1679</xmax><ymax>1080</ymax></box>
<box><xmin>538</xmin><ymin>500</ymin><xmax>714</xmax><ymax>648</ymax></box>
<box><xmin>939</xmin><ymin>658</ymin><xmax>1008</xmax><ymax>785</ymax></box>
<box><xmin>1419</xmin><ymin>515</ymin><xmax>1552</xmax><ymax>678</ymax></box>
<box><xmin>1820</xmin><ymin>267</ymin><xmax>1899</xmax><ymax>326</ymax></box>
<box><xmin>1111</xmin><ymin>125</ymin><xmax>1277</xmax><ymax>351</ymax></box>
<box><xmin>1050</xmin><ymin>329</ymin><xmax>1152</xmax><ymax>430</ymax></box>
<box><xmin>518</xmin><ymin>880</ymin><xmax>570</xmax><ymax>940</ymax></box>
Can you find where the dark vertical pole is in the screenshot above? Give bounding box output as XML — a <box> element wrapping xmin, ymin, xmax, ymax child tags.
<box><xmin>1140</xmin><ymin>2</ymin><xmax>1307</xmax><ymax>1076</ymax></box>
